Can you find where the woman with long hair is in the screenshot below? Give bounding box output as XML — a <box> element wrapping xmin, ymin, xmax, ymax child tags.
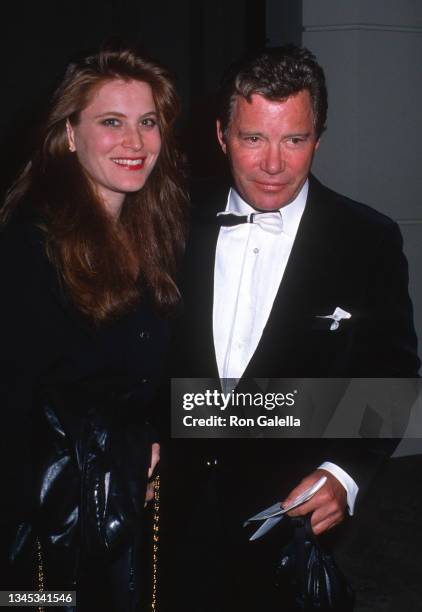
<box><xmin>0</xmin><ymin>44</ymin><xmax>187</xmax><ymax>611</ymax></box>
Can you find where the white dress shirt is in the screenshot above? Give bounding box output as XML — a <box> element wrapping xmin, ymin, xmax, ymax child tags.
<box><xmin>212</xmin><ymin>181</ymin><xmax>358</xmax><ymax>513</ymax></box>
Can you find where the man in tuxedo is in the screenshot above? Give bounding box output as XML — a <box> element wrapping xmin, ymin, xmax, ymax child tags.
<box><xmin>167</xmin><ymin>45</ymin><xmax>419</xmax><ymax>611</ymax></box>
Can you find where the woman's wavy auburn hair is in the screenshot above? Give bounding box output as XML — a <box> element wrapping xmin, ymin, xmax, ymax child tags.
<box><xmin>2</xmin><ymin>45</ymin><xmax>188</xmax><ymax>323</ymax></box>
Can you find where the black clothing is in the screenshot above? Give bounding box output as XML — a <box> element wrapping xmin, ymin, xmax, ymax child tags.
<box><xmin>0</xmin><ymin>218</ymin><xmax>169</xmax><ymax>610</ymax></box>
<box><xmin>172</xmin><ymin>174</ymin><xmax>419</xmax><ymax>487</ymax></box>
<box><xmin>177</xmin><ymin>175</ymin><xmax>419</xmax><ymax>379</ymax></box>
<box><xmin>164</xmin><ymin>176</ymin><xmax>420</xmax><ymax>611</ymax></box>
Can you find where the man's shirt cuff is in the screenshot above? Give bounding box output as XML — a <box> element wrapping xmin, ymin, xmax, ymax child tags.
<box><xmin>318</xmin><ymin>461</ymin><xmax>359</xmax><ymax>515</ymax></box>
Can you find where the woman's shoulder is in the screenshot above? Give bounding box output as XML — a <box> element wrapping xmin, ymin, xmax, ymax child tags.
<box><xmin>0</xmin><ymin>213</ymin><xmax>48</xmax><ymax>265</ymax></box>
<box><xmin>0</xmin><ymin>213</ymin><xmax>56</xmax><ymax>294</ymax></box>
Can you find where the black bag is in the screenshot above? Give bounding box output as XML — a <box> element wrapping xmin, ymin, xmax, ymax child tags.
<box><xmin>10</xmin><ymin>382</ymin><xmax>152</xmax><ymax>565</ymax></box>
<box><xmin>275</xmin><ymin>516</ymin><xmax>354</xmax><ymax>611</ymax></box>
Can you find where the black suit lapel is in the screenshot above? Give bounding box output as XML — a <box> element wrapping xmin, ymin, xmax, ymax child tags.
<box><xmin>179</xmin><ymin>183</ymin><xmax>230</xmax><ymax>377</ymax></box>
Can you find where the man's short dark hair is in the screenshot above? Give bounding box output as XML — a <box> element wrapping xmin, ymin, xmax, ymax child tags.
<box><xmin>218</xmin><ymin>45</ymin><xmax>328</xmax><ymax>139</ymax></box>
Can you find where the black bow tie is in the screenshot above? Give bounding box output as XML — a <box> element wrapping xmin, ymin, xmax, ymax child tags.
<box><xmin>216</xmin><ymin>213</ymin><xmax>249</xmax><ymax>227</ymax></box>
<box><xmin>216</xmin><ymin>212</ymin><xmax>283</xmax><ymax>234</ymax></box>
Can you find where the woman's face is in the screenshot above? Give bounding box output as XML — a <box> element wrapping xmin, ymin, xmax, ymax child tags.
<box><xmin>66</xmin><ymin>79</ymin><xmax>161</xmax><ymax>217</ymax></box>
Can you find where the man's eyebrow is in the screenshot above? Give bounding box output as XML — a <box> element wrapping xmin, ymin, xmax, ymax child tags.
<box><xmin>237</xmin><ymin>130</ymin><xmax>313</xmax><ymax>138</ymax></box>
<box><xmin>94</xmin><ymin>110</ymin><xmax>158</xmax><ymax>119</ymax></box>
<box><xmin>238</xmin><ymin>129</ymin><xmax>265</xmax><ymax>137</ymax></box>
<box><xmin>284</xmin><ymin>132</ymin><xmax>312</xmax><ymax>139</ymax></box>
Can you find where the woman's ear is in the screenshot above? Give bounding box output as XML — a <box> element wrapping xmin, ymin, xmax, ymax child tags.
<box><xmin>66</xmin><ymin>119</ymin><xmax>76</xmax><ymax>152</ymax></box>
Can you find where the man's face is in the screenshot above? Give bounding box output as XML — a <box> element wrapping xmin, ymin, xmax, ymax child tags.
<box><xmin>217</xmin><ymin>90</ymin><xmax>320</xmax><ymax>211</ymax></box>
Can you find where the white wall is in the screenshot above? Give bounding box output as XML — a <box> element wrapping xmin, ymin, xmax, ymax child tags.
<box><xmin>301</xmin><ymin>0</ymin><xmax>422</xmax><ymax>361</ymax></box>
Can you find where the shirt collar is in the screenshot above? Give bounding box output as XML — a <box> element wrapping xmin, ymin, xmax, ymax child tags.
<box><xmin>226</xmin><ymin>179</ymin><xmax>309</xmax><ymax>238</ymax></box>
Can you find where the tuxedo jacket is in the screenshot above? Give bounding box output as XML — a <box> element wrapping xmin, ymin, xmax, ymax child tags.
<box><xmin>176</xmin><ymin>174</ymin><xmax>419</xmax><ymax>379</ymax></box>
<box><xmin>171</xmin><ymin>174</ymin><xmax>420</xmax><ymax>488</ymax></box>
<box><xmin>165</xmin><ymin>176</ymin><xmax>420</xmax><ymax>611</ymax></box>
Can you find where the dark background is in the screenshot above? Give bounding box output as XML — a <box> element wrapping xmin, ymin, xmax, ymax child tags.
<box><xmin>2</xmin><ymin>2</ymin><xmax>421</xmax><ymax>610</ymax></box>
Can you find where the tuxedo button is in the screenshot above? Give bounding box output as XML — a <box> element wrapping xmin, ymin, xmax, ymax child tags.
<box><xmin>205</xmin><ymin>457</ymin><xmax>218</xmax><ymax>467</ymax></box>
<box><xmin>253</xmin><ymin>247</ymin><xmax>259</xmax><ymax>254</ymax></box>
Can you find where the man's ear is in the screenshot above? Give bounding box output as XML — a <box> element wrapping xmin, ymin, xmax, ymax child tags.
<box><xmin>216</xmin><ymin>119</ymin><xmax>227</xmax><ymax>154</ymax></box>
<box><xmin>66</xmin><ymin>119</ymin><xmax>76</xmax><ymax>152</ymax></box>
<box><xmin>314</xmin><ymin>138</ymin><xmax>320</xmax><ymax>151</ymax></box>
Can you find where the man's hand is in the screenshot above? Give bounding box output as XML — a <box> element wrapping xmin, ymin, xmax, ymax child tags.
<box><xmin>282</xmin><ymin>469</ymin><xmax>347</xmax><ymax>535</ymax></box>
<box><xmin>145</xmin><ymin>442</ymin><xmax>160</xmax><ymax>505</ymax></box>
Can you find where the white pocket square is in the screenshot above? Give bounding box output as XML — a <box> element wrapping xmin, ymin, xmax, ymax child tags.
<box><xmin>316</xmin><ymin>306</ymin><xmax>351</xmax><ymax>331</ymax></box>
